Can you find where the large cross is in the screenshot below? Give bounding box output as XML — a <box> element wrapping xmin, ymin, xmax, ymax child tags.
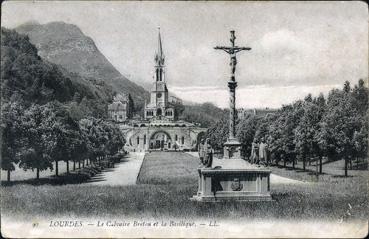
<box><xmin>214</xmin><ymin>30</ymin><xmax>251</xmax><ymax>147</ymax></box>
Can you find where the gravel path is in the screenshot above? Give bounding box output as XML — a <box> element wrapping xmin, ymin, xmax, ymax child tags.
<box><xmin>85</xmin><ymin>152</ymin><xmax>145</xmax><ymax>186</ymax></box>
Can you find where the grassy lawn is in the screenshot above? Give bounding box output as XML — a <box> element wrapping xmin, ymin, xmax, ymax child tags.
<box><xmin>268</xmin><ymin>160</ymin><xmax>368</xmax><ymax>183</ymax></box>
<box><xmin>137</xmin><ymin>151</ymin><xmax>199</xmax><ymax>185</ymax></box>
<box><xmin>1</xmin><ymin>152</ymin><xmax>368</xmax><ymax>222</ymax></box>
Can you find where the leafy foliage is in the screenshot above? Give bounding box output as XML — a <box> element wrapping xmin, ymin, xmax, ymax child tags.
<box><xmin>205</xmin><ymin>80</ymin><xmax>368</xmax><ymax>172</ymax></box>
<box><xmin>179</xmin><ymin>102</ymin><xmax>227</xmax><ymax>127</ymax></box>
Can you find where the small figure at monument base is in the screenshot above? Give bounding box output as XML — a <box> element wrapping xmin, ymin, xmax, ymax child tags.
<box><xmin>198</xmin><ymin>138</ymin><xmax>214</xmax><ymax>168</ymax></box>
<box><xmin>198</xmin><ymin>138</ymin><xmax>205</xmax><ymax>165</ymax></box>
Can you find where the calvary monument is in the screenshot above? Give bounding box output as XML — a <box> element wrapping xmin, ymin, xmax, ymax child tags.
<box><xmin>192</xmin><ymin>31</ymin><xmax>272</xmax><ymax>202</ymax></box>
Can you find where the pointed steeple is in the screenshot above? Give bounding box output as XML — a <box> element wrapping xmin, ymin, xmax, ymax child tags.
<box><xmin>155</xmin><ymin>27</ymin><xmax>165</xmax><ymax>66</ymax></box>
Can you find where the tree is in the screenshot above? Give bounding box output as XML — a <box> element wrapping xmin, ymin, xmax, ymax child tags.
<box><xmin>20</xmin><ymin>104</ymin><xmax>54</xmax><ymax>179</ymax></box>
<box><xmin>320</xmin><ymin>83</ymin><xmax>363</xmax><ymax>176</ymax></box>
<box><xmin>272</xmin><ymin>103</ymin><xmax>304</xmax><ymax>168</ymax></box>
<box><xmin>1</xmin><ymin>101</ymin><xmax>25</xmax><ymax>181</ymax></box>
<box><xmin>236</xmin><ymin>114</ymin><xmax>259</xmax><ymax>159</ymax></box>
<box><xmin>46</xmin><ymin>101</ymin><xmax>84</xmax><ymax>176</ymax></box>
<box><xmin>294</xmin><ymin>95</ymin><xmax>324</xmax><ymax>171</ymax></box>
<box><xmin>204</xmin><ymin>116</ymin><xmax>229</xmax><ymax>152</ymax></box>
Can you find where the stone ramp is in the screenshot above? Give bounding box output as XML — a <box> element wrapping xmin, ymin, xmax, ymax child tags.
<box><xmin>84</xmin><ymin>152</ymin><xmax>145</xmax><ymax>186</ymax></box>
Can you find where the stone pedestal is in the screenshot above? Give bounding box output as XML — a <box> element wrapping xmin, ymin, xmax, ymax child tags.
<box><xmin>191</xmin><ymin>159</ymin><xmax>272</xmax><ymax>202</ymax></box>
<box><xmin>223</xmin><ymin>139</ymin><xmax>242</xmax><ymax>159</ymax></box>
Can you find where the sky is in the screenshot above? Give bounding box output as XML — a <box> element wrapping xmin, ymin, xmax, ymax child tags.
<box><xmin>2</xmin><ymin>1</ymin><xmax>368</xmax><ymax>108</ymax></box>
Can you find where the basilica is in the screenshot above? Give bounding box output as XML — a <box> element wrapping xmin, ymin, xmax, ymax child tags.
<box><xmin>108</xmin><ymin>30</ymin><xmax>205</xmax><ymax>152</ymax></box>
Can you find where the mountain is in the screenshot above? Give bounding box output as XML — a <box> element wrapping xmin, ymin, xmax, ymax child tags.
<box><xmin>1</xmin><ymin>27</ymin><xmax>112</xmax><ymax>117</ymax></box>
<box><xmin>15</xmin><ymin>21</ymin><xmax>149</xmax><ymax>110</ymax></box>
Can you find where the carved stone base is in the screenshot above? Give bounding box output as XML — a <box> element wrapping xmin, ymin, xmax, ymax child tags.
<box><xmin>190</xmin><ymin>167</ymin><xmax>272</xmax><ymax>202</ymax></box>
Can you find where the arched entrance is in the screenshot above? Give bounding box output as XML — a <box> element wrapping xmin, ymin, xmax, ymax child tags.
<box><xmin>150</xmin><ymin>131</ymin><xmax>172</xmax><ymax>150</ymax></box>
<box><xmin>156</xmin><ymin>108</ymin><xmax>162</xmax><ymax>120</ymax></box>
<box><xmin>157</xmin><ymin>108</ymin><xmax>162</xmax><ymax>116</ymax></box>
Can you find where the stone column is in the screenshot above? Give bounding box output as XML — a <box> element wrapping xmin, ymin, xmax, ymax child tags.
<box><xmin>228</xmin><ymin>80</ymin><xmax>237</xmax><ymax>140</ymax></box>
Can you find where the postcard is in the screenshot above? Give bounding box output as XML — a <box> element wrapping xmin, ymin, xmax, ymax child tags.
<box><xmin>1</xmin><ymin>1</ymin><xmax>368</xmax><ymax>238</ymax></box>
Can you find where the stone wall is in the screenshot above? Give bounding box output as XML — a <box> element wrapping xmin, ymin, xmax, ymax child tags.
<box><xmin>121</xmin><ymin>125</ymin><xmax>206</xmax><ymax>152</ymax></box>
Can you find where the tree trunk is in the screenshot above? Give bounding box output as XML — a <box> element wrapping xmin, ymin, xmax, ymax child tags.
<box><xmin>315</xmin><ymin>158</ymin><xmax>319</xmax><ymax>175</ymax></box>
<box><xmin>292</xmin><ymin>159</ymin><xmax>295</xmax><ymax>169</ymax></box>
<box><xmin>344</xmin><ymin>158</ymin><xmax>348</xmax><ymax>177</ymax></box>
<box><xmin>283</xmin><ymin>158</ymin><xmax>286</xmax><ymax>167</ymax></box>
<box><xmin>78</xmin><ymin>161</ymin><xmax>81</xmax><ymax>169</ymax></box>
<box><xmin>7</xmin><ymin>170</ymin><xmax>11</xmax><ymax>182</ymax></box>
<box><xmin>86</xmin><ymin>158</ymin><xmax>89</xmax><ymax>166</ymax></box>
<box><xmin>303</xmin><ymin>157</ymin><xmax>306</xmax><ymax>171</ymax></box>
<box><xmin>36</xmin><ymin>168</ymin><xmax>40</xmax><ymax>179</ymax></box>
<box><xmin>319</xmin><ymin>156</ymin><xmax>322</xmax><ymax>174</ymax></box>
<box><xmin>82</xmin><ymin>159</ymin><xmax>85</xmax><ymax>168</ymax></box>
<box><xmin>73</xmin><ymin>161</ymin><xmax>76</xmax><ymax>171</ymax></box>
<box><xmin>67</xmin><ymin>161</ymin><xmax>69</xmax><ymax>174</ymax></box>
<box><xmin>55</xmin><ymin>160</ymin><xmax>59</xmax><ymax>176</ymax></box>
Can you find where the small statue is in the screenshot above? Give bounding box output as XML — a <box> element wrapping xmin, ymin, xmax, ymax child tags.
<box><xmin>230</xmin><ymin>55</ymin><xmax>237</xmax><ymax>76</ymax></box>
<box><xmin>250</xmin><ymin>139</ymin><xmax>259</xmax><ymax>164</ymax></box>
<box><xmin>203</xmin><ymin>138</ymin><xmax>214</xmax><ymax>168</ymax></box>
<box><xmin>259</xmin><ymin>137</ymin><xmax>268</xmax><ymax>166</ymax></box>
<box><xmin>198</xmin><ymin>138</ymin><xmax>205</xmax><ymax>165</ymax></box>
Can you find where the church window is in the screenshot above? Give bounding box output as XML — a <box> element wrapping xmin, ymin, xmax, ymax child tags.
<box><xmin>144</xmin><ymin>135</ymin><xmax>146</xmax><ymax>144</ymax></box>
<box><xmin>175</xmin><ymin>135</ymin><xmax>178</xmax><ymax>141</ymax></box>
<box><xmin>181</xmin><ymin>136</ymin><xmax>185</xmax><ymax>145</ymax></box>
<box><xmin>157</xmin><ymin>93</ymin><xmax>162</xmax><ymax>98</ymax></box>
<box><xmin>137</xmin><ymin>137</ymin><xmax>140</xmax><ymax>145</ymax></box>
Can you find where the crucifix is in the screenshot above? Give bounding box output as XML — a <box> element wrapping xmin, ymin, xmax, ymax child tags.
<box><xmin>214</xmin><ymin>30</ymin><xmax>251</xmax><ymax>159</ymax></box>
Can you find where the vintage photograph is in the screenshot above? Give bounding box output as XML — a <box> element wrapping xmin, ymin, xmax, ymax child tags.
<box><xmin>1</xmin><ymin>1</ymin><xmax>368</xmax><ymax>238</ymax></box>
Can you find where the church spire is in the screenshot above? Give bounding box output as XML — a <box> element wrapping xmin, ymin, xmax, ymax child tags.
<box><xmin>155</xmin><ymin>27</ymin><xmax>165</xmax><ymax>66</ymax></box>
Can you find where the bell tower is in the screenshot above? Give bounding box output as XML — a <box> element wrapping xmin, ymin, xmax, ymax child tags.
<box><xmin>144</xmin><ymin>28</ymin><xmax>174</xmax><ymax>121</ymax></box>
<box><xmin>155</xmin><ymin>27</ymin><xmax>165</xmax><ymax>82</ymax></box>
<box><xmin>152</xmin><ymin>28</ymin><xmax>168</xmax><ymax>109</ymax></box>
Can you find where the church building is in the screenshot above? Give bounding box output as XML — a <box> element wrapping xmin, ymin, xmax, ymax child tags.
<box><xmin>108</xmin><ymin>93</ymin><xmax>133</xmax><ymax>122</ymax></box>
<box><xmin>144</xmin><ymin>30</ymin><xmax>175</xmax><ymax>121</ymax></box>
<box><xmin>116</xmin><ymin>29</ymin><xmax>206</xmax><ymax>152</ymax></box>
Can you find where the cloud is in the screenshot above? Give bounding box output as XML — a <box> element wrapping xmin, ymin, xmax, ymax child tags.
<box><xmin>259</xmin><ymin>29</ymin><xmax>311</xmax><ymax>52</ymax></box>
